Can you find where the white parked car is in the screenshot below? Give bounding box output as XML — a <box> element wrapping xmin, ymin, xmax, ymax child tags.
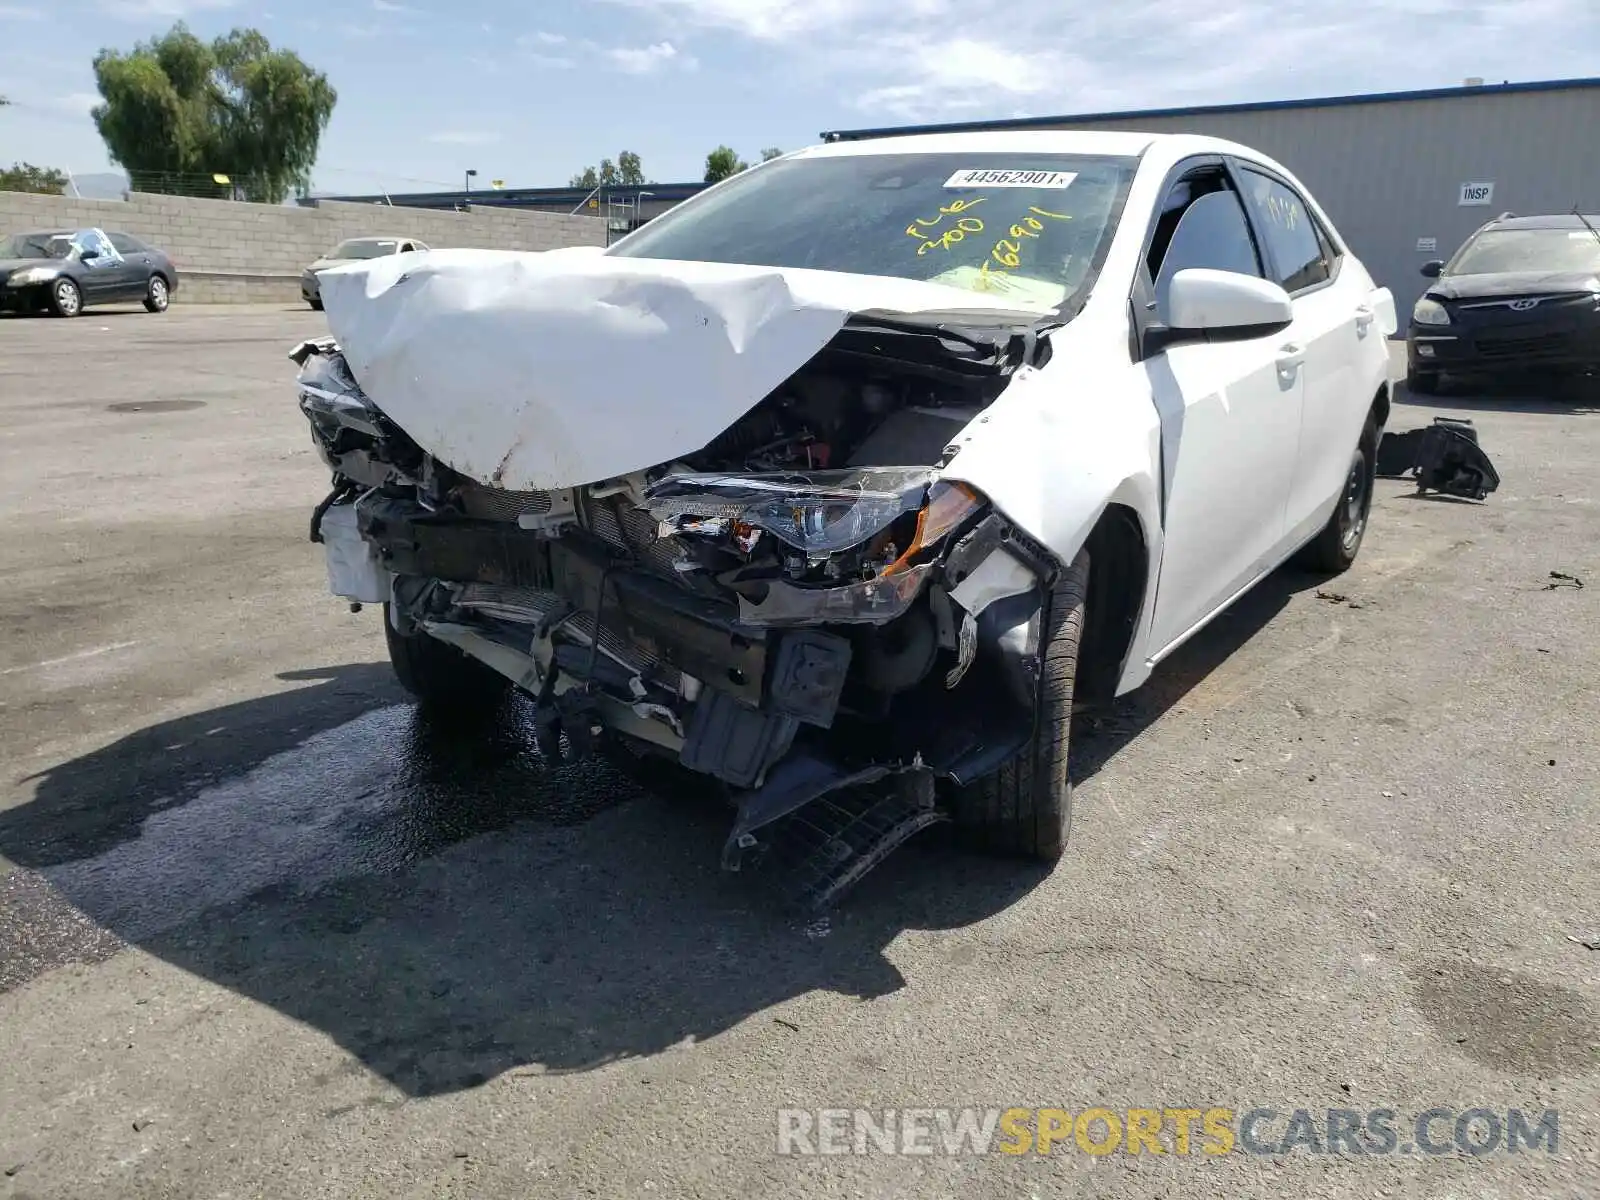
<box><xmin>294</xmin><ymin>131</ymin><xmax>1396</xmax><ymax>898</ymax></box>
<box><xmin>300</xmin><ymin>236</ymin><xmax>429</xmax><ymax>310</ymax></box>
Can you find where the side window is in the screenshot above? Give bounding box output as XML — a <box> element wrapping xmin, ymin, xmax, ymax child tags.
<box><xmin>1241</xmin><ymin>169</ymin><xmax>1333</xmax><ymax>292</ymax></box>
<box><xmin>1148</xmin><ymin>174</ymin><xmax>1264</xmax><ymax>308</ymax></box>
<box><xmin>108</xmin><ymin>232</ymin><xmax>146</xmax><ymax>255</ymax></box>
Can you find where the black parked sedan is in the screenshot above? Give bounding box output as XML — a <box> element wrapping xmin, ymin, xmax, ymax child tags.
<box><xmin>0</xmin><ymin>228</ymin><xmax>179</xmax><ymax>317</ymax></box>
<box><xmin>1406</xmin><ymin>213</ymin><xmax>1600</xmax><ymax>393</ymax></box>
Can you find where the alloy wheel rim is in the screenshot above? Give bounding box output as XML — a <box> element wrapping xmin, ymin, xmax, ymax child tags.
<box><xmin>1341</xmin><ymin>453</ymin><xmax>1368</xmax><ymax>550</ymax></box>
<box><xmin>151</xmin><ymin>278</ymin><xmax>167</xmax><ymax>308</ymax></box>
<box><xmin>56</xmin><ymin>281</ymin><xmax>79</xmax><ymax>314</ymax></box>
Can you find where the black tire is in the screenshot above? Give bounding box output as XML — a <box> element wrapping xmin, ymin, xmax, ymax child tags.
<box><xmin>48</xmin><ymin>277</ymin><xmax>82</xmax><ymax>318</ymax></box>
<box><xmin>383</xmin><ymin>603</ymin><xmax>510</xmax><ymax>713</ymax></box>
<box><xmin>308</xmin><ymin>295</ymin><xmax>324</xmax><ymax>311</ymax></box>
<box><xmin>1405</xmin><ymin>369</ymin><xmax>1440</xmax><ymax>395</ymax></box>
<box><xmin>143</xmin><ymin>274</ymin><xmax>170</xmax><ymax>313</ymax></box>
<box><xmin>1296</xmin><ymin>415</ymin><xmax>1378</xmax><ymax>574</ymax></box>
<box><xmin>953</xmin><ymin>549</ymin><xmax>1089</xmax><ymax>861</ymax></box>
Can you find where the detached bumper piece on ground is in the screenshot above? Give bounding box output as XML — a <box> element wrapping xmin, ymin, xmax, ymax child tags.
<box><xmin>1375</xmin><ymin>417</ymin><xmax>1501</xmax><ymax>501</ymax></box>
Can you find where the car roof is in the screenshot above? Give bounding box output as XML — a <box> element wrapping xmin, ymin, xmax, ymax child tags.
<box><xmin>796</xmin><ymin>128</ymin><xmax>1272</xmax><ymax>162</ymax></box>
<box><xmin>337</xmin><ymin>235</ymin><xmax>417</xmax><ymax>242</ymax></box>
<box><xmin>1481</xmin><ymin>213</ymin><xmax>1600</xmax><ymax>230</ymax></box>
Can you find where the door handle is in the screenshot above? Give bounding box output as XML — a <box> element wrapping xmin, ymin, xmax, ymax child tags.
<box><xmin>1276</xmin><ymin>342</ymin><xmax>1304</xmax><ymax>368</ymax></box>
<box><xmin>1354</xmin><ymin>305</ymin><xmax>1375</xmax><ymax>336</ymax></box>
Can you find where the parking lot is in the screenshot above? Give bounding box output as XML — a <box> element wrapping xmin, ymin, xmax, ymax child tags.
<box><xmin>0</xmin><ymin>302</ymin><xmax>1596</xmax><ymax>1197</ymax></box>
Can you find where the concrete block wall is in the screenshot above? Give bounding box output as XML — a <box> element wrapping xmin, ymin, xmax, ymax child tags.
<box><xmin>0</xmin><ymin>190</ymin><xmax>607</xmax><ymax>303</ymax></box>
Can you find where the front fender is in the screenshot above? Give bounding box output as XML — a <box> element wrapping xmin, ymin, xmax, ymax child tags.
<box><xmin>938</xmin><ymin>361</ymin><xmax>1165</xmax><ymax>691</ymax></box>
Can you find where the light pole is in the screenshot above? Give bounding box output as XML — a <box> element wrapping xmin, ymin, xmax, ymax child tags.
<box><xmin>635</xmin><ymin>189</ymin><xmax>654</xmax><ymax>230</ymax></box>
<box><xmin>465</xmin><ymin>168</ymin><xmax>478</xmax><ymax>194</ymax></box>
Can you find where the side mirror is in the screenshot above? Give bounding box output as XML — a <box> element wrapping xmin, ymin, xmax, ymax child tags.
<box><xmin>78</xmin><ymin>247</ymin><xmax>99</xmax><ymax>261</ymax></box>
<box><xmin>1159</xmin><ymin>268</ymin><xmax>1294</xmax><ymax>339</ymax></box>
<box><xmin>1420</xmin><ymin>260</ymin><xmax>1444</xmax><ymax>278</ymax></box>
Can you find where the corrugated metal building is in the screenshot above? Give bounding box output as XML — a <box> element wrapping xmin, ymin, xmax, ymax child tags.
<box><xmin>822</xmin><ymin>77</ymin><xmax>1600</xmax><ymax>318</ymax></box>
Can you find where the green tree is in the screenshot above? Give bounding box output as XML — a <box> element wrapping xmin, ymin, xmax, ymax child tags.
<box><xmin>704</xmin><ymin>145</ymin><xmax>748</xmax><ymax>184</ymax></box>
<box><xmin>571</xmin><ymin>150</ymin><xmax>647</xmax><ymax>189</ymax></box>
<box><xmin>0</xmin><ymin>163</ymin><xmax>68</xmax><ymax>194</ymax></box>
<box><xmin>91</xmin><ymin>22</ymin><xmax>335</xmax><ymax>203</ymax></box>
<box><xmin>760</xmin><ymin>147</ymin><xmax>782</xmax><ymax>161</ymax></box>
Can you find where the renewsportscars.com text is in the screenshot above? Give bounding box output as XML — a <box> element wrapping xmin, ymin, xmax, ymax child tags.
<box><xmin>776</xmin><ymin>1106</ymin><xmax>1560</xmax><ymax>1157</ymax></box>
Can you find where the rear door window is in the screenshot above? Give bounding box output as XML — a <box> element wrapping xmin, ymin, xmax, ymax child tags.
<box><xmin>1239</xmin><ymin>169</ymin><xmax>1336</xmax><ymax>293</ymax></box>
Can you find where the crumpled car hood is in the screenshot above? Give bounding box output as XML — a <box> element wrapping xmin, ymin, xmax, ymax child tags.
<box><xmin>316</xmin><ymin>248</ymin><xmax>1046</xmax><ymax>491</ymax></box>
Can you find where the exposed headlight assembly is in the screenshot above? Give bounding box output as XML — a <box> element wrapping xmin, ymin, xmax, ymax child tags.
<box><xmin>1412</xmin><ymin>297</ymin><xmax>1451</xmax><ymax>326</ymax></box>
<box><xmin>7</xmin><ymin>267</ymin><xmax>57</xmax><ymax>286</ymax></box>
<box><xmin>645</xmin><ymin>468</ymin><xmax>988</xmax><ymax>625</ymax></box>
<box><xmin>647</xmin><ymin>468</ymin><xmax>984</xmax><ymax>557</ymax></box>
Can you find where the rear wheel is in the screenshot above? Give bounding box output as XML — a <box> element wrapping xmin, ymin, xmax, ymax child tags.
<box><xmin>383</xmin><ymin>603</ymin><xmax>510</xmax><ymax>714</ymax></box>
<box><xmin>953</xmin><ymin>549</ymin><xmax>1089</xmax><ymax>861</ymax></box>
<box><xmin>48</xmin><ymin>278</ymin><xmax>82</xmax><ymax>318</ymax></box>
<box><xmin>1296</xmin><ymin>415</ymin><xmax>1378</xmax><ymax>573</ymax></box>
<box><xmin>308</xmin><ymin>294</ymin><xmax>324</xmax><ymax>311</ymax></box>
<box><xmin>144</xmin><ymin>274</ymin><xmax>170</xmax><ymax>313</ymax></box>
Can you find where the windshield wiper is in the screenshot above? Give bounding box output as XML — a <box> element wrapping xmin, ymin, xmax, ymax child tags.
<box><xmin>1572</xmin><ymin>205</ymin><xmax>1600</xmax><ymax>251</ymax></box>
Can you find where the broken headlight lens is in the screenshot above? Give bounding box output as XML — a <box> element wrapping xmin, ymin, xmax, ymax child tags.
<box><xmin>646</xmin><ymin>467</ymin><xmax>940</xmax><ymax>555</ymax></box>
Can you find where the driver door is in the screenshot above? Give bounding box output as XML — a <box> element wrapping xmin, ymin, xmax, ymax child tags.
<box><xmin>1138</xmin><ymin>165</ymin><xmax>1307</xmax><ymax>660</ymax></box>
<box><xmin>71</xmin><ymin>229</ymin><xmax>134</xmax><ymax>302</ymax></box>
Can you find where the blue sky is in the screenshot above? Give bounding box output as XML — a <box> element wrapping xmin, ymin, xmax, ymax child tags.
<box><xmin>2</xmin><ymin>0</ymin><xmax>1596</xmax><ymax>195</ymax></box>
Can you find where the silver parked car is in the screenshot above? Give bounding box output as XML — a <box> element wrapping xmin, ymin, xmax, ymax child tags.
<box><xmin>301</xmin><ymin>237</ymin><xmax>429</xmax><ymax>310</ymax></box>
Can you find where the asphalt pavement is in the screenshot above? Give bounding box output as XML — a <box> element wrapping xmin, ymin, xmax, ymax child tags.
<box><xmin>0</xmin><ymin>303</ymin><xmax>1596</xmax><ymax>1198</ymax></box>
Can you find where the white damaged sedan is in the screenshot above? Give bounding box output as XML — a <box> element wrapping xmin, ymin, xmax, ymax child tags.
<box><xmin>294</xmin><ymin>131</ymin><xmax>1396</xmax><ymax>897</ymax></box>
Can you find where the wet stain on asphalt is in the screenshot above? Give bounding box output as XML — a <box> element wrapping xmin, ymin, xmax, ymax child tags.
<box><xmin>1411</xmin><ymin>958</ymin><xmax>1600</xmax><ymax>1076</ymax></box>
<box><xmin>35</xmin><ymin>700</ymin><xmax>644</xmax><ymax>942</ymax></box>
<box><xmin>105</xmin><ymin>399</ymin><xmax>207</xmax><ymax>413</ymax></box>
<box><xmin>0</xmin><ymin>690</ymin><xmax>652</xmax><ymax>988</ymax></box>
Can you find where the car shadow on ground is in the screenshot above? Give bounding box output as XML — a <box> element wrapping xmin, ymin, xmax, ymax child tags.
<box><xmin>1393</xmin><ymin>377</ymin><xmax>1600</xmax><ymax>416</ymax></box>
<box><xmin>0</xmin><ymin>569</ymin><xmax>1319</xmax><ymax>1095</ymax></box>
<box><xmin>1068</xmin><ymin>564</ymin><xmax>1327</xmax><ymax>784</ymax></box>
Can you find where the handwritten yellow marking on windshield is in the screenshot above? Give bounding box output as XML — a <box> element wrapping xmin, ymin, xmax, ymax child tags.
<box><xmin>976</xmin><ymin>205</ymin><xmax>1071</xmax><ymax>288</ymax></box>
<box><xmin>906</xmin><ymin>197</ymin><xmax>988</xmax><ymax>255</ymax></box>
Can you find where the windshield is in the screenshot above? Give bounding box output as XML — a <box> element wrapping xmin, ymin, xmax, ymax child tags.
<box><xmin>0</xmin><ymin>232</ymin><xmax>73</xmax><ymax>260</ymax></box>
<box><xmin>328</xmin><ymin>239</ymin><xmax>398</xmax><ymax>260</ymax></box>
<box><xmin>1448</xmin><ymin>228</ymin><xmax>1600</xmax><ymax>276</ymax></box>
<box><xmin>609</xmin><ymin>152</ymin><xmax>1138</xmax><ymax>312</ymax></box>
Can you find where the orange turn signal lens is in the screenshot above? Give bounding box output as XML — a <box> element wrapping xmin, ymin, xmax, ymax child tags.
<box><xmin>879</xmin><ymin>482</ymin><xmax>982</xmax><ymax>577</ymax></box>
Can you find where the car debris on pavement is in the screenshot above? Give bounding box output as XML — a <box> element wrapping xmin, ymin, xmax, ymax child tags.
<box><xmin>1375</xmin><ymin>416</ymin><xmax>1501</xmax><ymax>500</ymax></box>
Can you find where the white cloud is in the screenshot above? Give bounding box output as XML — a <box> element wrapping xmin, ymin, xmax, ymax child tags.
<box><xmin>372</xmin><ymin>0</ymin><xmax>412</xmax><ymax>11</ymax></box>
<box><xmin>98</xmin><ymin>0</ymin><xmax>238</xmax><ymax>17</ymax></box>
<box><xmin>597</xmin><ymin>0</ymin><xmax>1600</xmax><ymax>124</ymax></box>
<box><xmin>427</xmin><ymin>130</ymin><xmax>502</xmax><ymax>145</ymax></box>
<box><xmin>53</xmin><ymin>92</ymin><xmax>102</xmax><ymax>116</ymax></box>
<box><xmin>0</xmin><ymin>4</ymin><xmax>46</xmax><ymax>19</ymax></box>
<box><xmin>531</xmin><ymin>30</ymin><xmax>567</xmax><ymax>44</ymax></box>
<box><xmin>605</xmin><ymin>40</ymin><xmax>690</xmax><ymax>74</ymax></box>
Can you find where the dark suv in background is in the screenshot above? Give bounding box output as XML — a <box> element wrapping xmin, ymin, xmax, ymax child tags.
<box><xmin>1406</xmin><ymin>212</ymin><xmax>1600</xmax><ymax>394</ymax></box>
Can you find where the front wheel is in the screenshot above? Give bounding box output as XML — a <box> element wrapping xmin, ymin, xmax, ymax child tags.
<box><xmin>144</xmin><ymin>275</ymin><xmax>170</xmax><ymax>313</ymax></box>
<box><xmin>308</xmin><ymin>295</ymin><xmax>324</xmax><ymax>311</ymax></box>
<box><xmin>48</xmin><ymin>278</ymin><xmax>82</xmax><ymax>318</ymax></box>
<box><xmin>1296</xmin><ymin>415</ymin><xmax>1378</xmax><ymax>573</ymax></box>
<box><xmin>952</xmin><ymin>549</ymin><xmax>1089</xmax><ymax>861</ymax></box>
<box><xmin>383</xmin><ymin>603</ymin><xmax>510</xmax><ymax>714</ymax></box>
